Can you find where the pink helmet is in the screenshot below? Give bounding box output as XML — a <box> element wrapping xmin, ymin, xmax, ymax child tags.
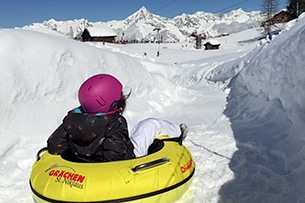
<box><xmin>78</xmin><ymin>74</ymin><xmax>123</xmax><ymax>114</ymax></box>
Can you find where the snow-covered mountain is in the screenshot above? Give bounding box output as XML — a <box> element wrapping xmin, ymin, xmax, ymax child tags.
<box><xmin>174</xmin><ymin>8</ymin><xmax>263</xmax><ymax>37</ymax></box>
<box><xmin>24</xmin><ymin>6</ymin><xmax>264</xmax><ymax>42</ymax></box>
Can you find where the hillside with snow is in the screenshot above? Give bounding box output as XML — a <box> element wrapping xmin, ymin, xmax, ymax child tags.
<box><xmin>24</xmin><ymin>7</ymin><xmax>264</xmax><ymax>43</ymax></box>
<box><xmin>219</xmin><ymin>14</ymin><xmax>305</xmax><ymax>202</ymax></box>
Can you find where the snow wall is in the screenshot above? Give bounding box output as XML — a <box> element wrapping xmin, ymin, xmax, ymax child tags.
<box><xmin>218</xmin><ymin>14</ymin><xmax>305</xmax><ymax>203</ymax></box>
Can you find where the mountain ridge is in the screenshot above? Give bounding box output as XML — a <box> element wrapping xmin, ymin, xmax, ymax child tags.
<box><xmin>25</xmin><ymin>6</ymin><xmax>265</xmax><ymax>42</ymax></box>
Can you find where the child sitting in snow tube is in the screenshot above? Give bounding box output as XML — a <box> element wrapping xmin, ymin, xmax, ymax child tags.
<box><xmin>47</xmin><ymin>74</ymin><xmax>187</xmax><ymax>162</ymax></box>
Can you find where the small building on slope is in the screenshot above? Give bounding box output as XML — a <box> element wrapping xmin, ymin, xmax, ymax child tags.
<box><xmin>81</xmin><ymin>25</ymin><xmax>117</xmax><ymax>43</ymax></box>
<box><xmin>203</xmin><ymin>39</ymin><xmax>221</xmax><ymax>50</ymax></box>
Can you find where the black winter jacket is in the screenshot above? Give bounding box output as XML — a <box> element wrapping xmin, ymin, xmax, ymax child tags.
<box><xmin>47</xmin><ymin>108</ymin><xmax>135</xmax><ymax>162</ymax></box>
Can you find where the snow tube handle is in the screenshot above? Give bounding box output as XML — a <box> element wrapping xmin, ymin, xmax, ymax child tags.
<box><xmin>36</xmin><ymin>147</ymin><xmax>48</xmax><ymax>161</ymax></box>
<box><xmin>131</xmin><ymin>158</ymin><xmax>170</xmax><ymax>173</ymax></box>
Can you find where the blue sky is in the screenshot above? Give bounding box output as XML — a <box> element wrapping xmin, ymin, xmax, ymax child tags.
<box><xmin>1</xmin><ymin>0</ymin><xmax>287</xmax><ymax>28</ymax></box>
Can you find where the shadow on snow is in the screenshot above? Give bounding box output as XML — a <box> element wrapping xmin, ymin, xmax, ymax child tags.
<box><xmin>218</xmin><ymin>78</ymin><xmax>305</xmax><ymax>203</ymax></box>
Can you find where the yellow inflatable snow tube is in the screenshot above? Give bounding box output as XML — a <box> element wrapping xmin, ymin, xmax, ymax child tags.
<box><xmin>29</xmin><ymin>137</ymin><xmax>195</xmax><ymax>203</ymax></box>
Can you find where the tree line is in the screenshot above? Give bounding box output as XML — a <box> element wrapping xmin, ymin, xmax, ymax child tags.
<box><xmin>287</xmin><ymin>0</ymin><xmax>305</xmax><ymax>17</ymax></box>
<box><xmin>262</xmin><ymin>0</ymin><xmax>305</xmax><ymax>18</ymax></box>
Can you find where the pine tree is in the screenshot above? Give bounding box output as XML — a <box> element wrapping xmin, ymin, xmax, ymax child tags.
<box><xmin>261</xmin><ymin>0</ymin><xmax>279</xmax><ymax>33</ymax></box>
<box><xmin>287</xmin><ymin>0</ymin><xmax>305</xmax><ymax>17</ymax></box>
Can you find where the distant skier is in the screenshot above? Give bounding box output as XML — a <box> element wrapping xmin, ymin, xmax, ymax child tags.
<box><xmin>268</xmin><ymin>31</ymin><xmax>272</xmax><ymax>41</ymax></box>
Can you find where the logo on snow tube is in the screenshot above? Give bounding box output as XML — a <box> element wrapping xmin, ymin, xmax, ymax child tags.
<box><xmin>45</xmin><ymin>164</ymin><xmax>86</xmax><ymax>189</ymax></box>
<box><xmin>180</xmin><ymin>158</ymin><xmax>193</xmax><ymax>173</ymax></box>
